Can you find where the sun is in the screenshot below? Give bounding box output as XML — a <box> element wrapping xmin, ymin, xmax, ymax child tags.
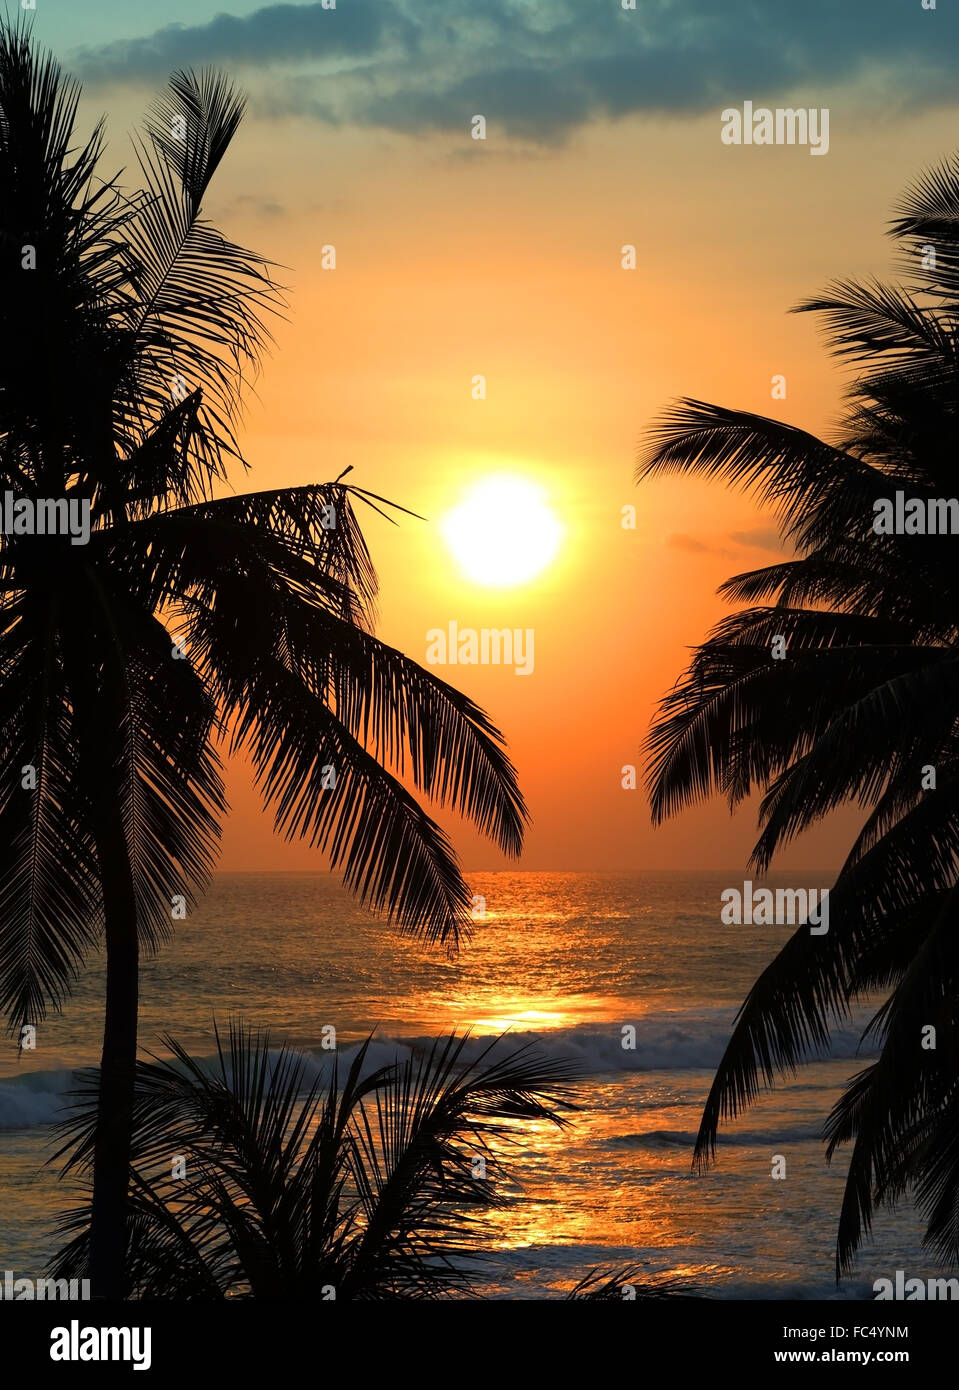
<box><xmin>440</xmin><ymin>475</ymin><xmax>564</xmax><ymax>588</ymax></box>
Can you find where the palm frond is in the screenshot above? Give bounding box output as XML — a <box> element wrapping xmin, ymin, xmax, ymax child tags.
<box><xmin>50</xmin><ymin>1021</ymin><xmax>581</xmax><ymax>1299</ymax></box>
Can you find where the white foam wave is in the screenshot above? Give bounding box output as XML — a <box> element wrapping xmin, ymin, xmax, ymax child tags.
<box><xmin>0</xmin><ymin>1010</ymin><xmax>879</xmax><ymax>1130</ymax></box>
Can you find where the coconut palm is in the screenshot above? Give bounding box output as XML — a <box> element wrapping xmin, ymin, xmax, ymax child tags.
<box><xmin>564</xmin><ymin>1268</ymin><xmax>698</xmax><ymax>1299</ymax></box>
<box><xmin>48</xmin><ymin>1022</ymin><xmax>578</xmax><ymax>1299</ymax></box>
<box><xmin>0</xmin><ymin>24</ymin><xmax>526</xmax><ymax>1298</ymax></box>
<box><xmin>49</xmin><ymin>1021</ymin><xmax>697</xmax><ymax>1300</ymax></box>
<box><xmin>637</xmin><ymin>154</ymin><xmax>959</xmax><ymax>1276</ymax></box>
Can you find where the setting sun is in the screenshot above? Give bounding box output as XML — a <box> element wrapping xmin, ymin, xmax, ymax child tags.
<box><xmin>4</xmin><ymin>0</ymin><xmax>953</xmax><ymax>1348</ymax></box>
<box><xmin>440</xmin><ymin>475</ymin><xmax>564</xmax><ymax>588</ymax></box>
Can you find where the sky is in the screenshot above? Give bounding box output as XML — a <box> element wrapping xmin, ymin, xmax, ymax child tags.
<box><xmin>29</xmin><ymin>0</ymin><xmax>959</xmax><ymax>871</ymax></box>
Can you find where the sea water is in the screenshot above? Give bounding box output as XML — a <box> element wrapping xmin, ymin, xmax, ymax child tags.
<box><xmin>0</xmin><ymin>870</ymin><xmax>945</xmax><ymax>1299</ymax></box>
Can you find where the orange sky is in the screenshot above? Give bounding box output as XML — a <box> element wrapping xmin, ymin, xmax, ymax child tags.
<box><xmin>54</xmin><ymin>10</ymin><xmax>956</xmax><ymax>871</ymax></box>
<box><xmin>191</xmin><ymin>112</ymin><xmax>948</xmax><ymax>873</ymax></box>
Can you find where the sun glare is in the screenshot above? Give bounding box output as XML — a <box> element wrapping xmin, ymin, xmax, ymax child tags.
<box><xmin>440</xmin><ymin>475</ymin><xmax>564</xmax><ymax>588</ymax></box>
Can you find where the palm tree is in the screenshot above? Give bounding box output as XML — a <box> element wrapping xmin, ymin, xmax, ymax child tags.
<box><xmin>564</xmin><ymin>1269</ymin><xmax>698</xmax><ymax>1299</ymax></box>
<box><xmin>637</xmin><ymin>154</ymin><xmax>959</xmax><ymax>1278</ymax></box>
<box><xmin>49</xmin><ymin>1022</ymin><xmax>578</xmax><ymax>1299</ymax></box>
<box><xmin>48</xmin><ymin>1021</ymin><xmax>697</xmax><ymax>1299</ymax></box>
<box><xmin>0</xmin><ymin>23</ymin><xmax>526</xmax><ymax>1298</ymax></box>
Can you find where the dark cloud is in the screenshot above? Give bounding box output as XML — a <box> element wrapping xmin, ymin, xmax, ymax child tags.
<box><xmin>71</xmin><ymin>1</ymin><xmax>416</xmax><ymax>80</ymax></box>
<box><xmin>70</xmin><ymin>0</ymin><xmax>959</xmax><ymax>143</ymax></box>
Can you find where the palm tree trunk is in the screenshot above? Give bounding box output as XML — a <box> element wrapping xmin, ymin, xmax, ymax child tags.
<box><xmin>89</xmin><ymin>790</ymin><xmax>139</xmax><ymax>1299</ymax></box>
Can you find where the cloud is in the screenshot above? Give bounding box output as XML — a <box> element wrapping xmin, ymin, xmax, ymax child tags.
<box><xmin>71</xmin><ymin>2</ymin><xmax>416</xmax><ymax>80</ymax></box>
<box><xmin>728</xmin><ymin>526</ymin><xmax>787</xmax><ymax>553</ymax></box>
<box><xmin>668</xmin><ymin>524</ymin><xmax>790</xmax><ymax>558</ymax></box>
<box><xmin>69</xmin><ymin>0</ymin><xmax>959</xmax><ymax>143</ymax></box>
<box><xmin>217</xmin><ymin>193</ymin><xmax>286</xmax><ymax>219</ymax></box>
<box><xmin>667</xmin><ymin>533</ymin><xmax>730</xmax><ymax>557</ymax></box>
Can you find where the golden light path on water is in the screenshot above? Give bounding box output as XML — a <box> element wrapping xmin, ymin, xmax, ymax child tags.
<box><xmin>0</xmin><ymin>870</ymin><xmax>947</xmax><ymax>1297</ymax></box>
<box><xmin>472</xmin><ymin>1009</ymin><xmax>567</xmax><ymax>1031</ymax></box>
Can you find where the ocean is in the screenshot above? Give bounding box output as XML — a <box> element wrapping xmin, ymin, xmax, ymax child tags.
<box><xmin>0</xmin><ymin>870</ymin><xmax>946</xmax><ymax>1299</ymax></box>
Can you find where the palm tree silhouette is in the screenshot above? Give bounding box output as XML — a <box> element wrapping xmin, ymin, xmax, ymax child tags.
<box><xmin>638</xmin><ymin>155</ymin><xmax>959</xmax><ymax>1277</ymax></box>
<box><xmin>0</xmin><ymin>23</ymin><xmax>526</xmax><ymax>1297</ymax></box>
<box><xmin>49</xmin><ymin>1020</ymin><xmax>696</xmax><ymax>1299</ymax></box>
<box><xmin>50</xmin><ymin>1022</ymin><xmax>578</xmax><ymax>1299</ymax></box>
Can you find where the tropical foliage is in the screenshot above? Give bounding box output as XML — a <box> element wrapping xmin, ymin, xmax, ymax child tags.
<box><xmin>50</xmin><ymin>1023</ymin><xmax>577</xmax><ymax>1299</ymax></box>
<box><xmin>0</xmin><ymin>20</ymin><xmax>525</xmax><ymax>1295</ymax></box>
<box><xmin>638</xmin><ymin>155</ymin><xmax>959</xmax><ymax>1276</ymax></box>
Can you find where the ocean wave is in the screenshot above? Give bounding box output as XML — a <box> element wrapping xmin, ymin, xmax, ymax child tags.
<box><xmin>0</xmin><ymin>1011</ymin><xmax>879</xmax><ymax>1131</ymax></box>
<box><xmin>0</xmin><ymin>1041</ymin><xmax>419</xmax><ymax>1133</ymax></box>
<box><xmin>477</xmin><ymin>1244</ymin><xmax>881</xmax><ymax>1300</ymax></box>
<box><xmin>0</xmin><ymin>1069</ymin><xmax>77</xmax><ymax>1130</ymax></box>
<box><xmin>390</xmin><ymin>1012</ymin><xmax>878</xmax><ymax>1077</ymax></box>
<box><xmin>604</xmin><ymin>1125</ymin><xmax>824</xmax><ymax>1150</ymax></box>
